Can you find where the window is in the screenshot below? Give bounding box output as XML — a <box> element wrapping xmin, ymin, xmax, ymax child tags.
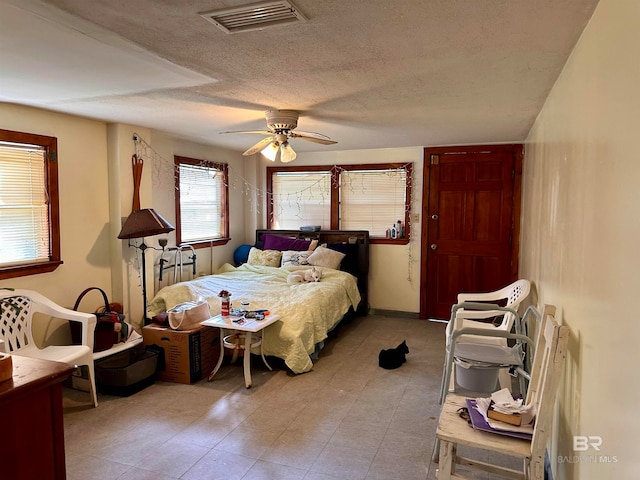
<box><xmin>340</xmin><ymin>167</ymin><xmax>409</xmax><ymax>237</ymax></box>
<box><xmin>270</xmin><ymin>169</ymin><xmax>331</xmax><ymax>229</ymax></box>
<box><xmin>0</xmin><ymin>129</ymin><xmax>61</xmax><ymax>279</ymax></box>
<box><xmin>174</xmin><ymin>156</ymin><xmax>229</xmax><ymax>248</ymax></box>
<box><xmin>267</xmin><ymin>163</ymin><xmax>412</xmax><ymax>243</ymax></box>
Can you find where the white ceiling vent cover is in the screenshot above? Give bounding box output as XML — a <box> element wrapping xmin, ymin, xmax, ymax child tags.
<box><xmin>200</xmin><ymin>1</ymin><xmax>307</xmax><ymax>34</ymax></box>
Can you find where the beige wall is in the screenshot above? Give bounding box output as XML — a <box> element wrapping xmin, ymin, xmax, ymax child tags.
<box><xmin>0</xmin><ymin>104</ymin><xmax>113</xmax><ymax>344</ymax></box>
<box><xmin>0</xmin><ymin>104</ymin><xmax>112</xmax><ymax>305</ymax></box>
<box><xmin>521</xmin><ymin>0</ymin><xmax>638</xmax><ymax>477</ymax></box>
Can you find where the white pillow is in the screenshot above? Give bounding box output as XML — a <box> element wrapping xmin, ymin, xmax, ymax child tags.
<box><xmin>281</xmin><ymin>250</ymin><xmax>313</xmax><ymax>267</ymax></box>
<box><xmin>308</xmin><ymin>245</ymin><xmax>345</xmax><ymax>270</ymax></box>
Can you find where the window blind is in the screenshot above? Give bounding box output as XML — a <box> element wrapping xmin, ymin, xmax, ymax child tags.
<box><xmin>271</xmin><ymin>171</ymin><xmax>331</xmax><ymax>229</ymax></box>
<box><xmin>178</xmin><ymin>163</ymin><xmax>223</xmax><ymax>242</ymax></box>
<box><xmin>0</xmin><ymin>142</ymin><xmax>50</xmax><ymax>266</ymax></box>
<box><xmin>340</xmin><ymin>168</ymin><xmax>407</xmax><ymax>237</ymax></box>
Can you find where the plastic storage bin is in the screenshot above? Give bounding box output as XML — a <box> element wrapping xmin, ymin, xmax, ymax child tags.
<box><xmin>95</xmin><ymin>347</ymin><xmax>158</xmax><ymax>396</ymax></box>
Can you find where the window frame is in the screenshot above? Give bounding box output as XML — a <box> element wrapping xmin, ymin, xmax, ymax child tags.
<box><xmin>0</xmin><ymin>129</ymin><xmax>62</xmax><ymax>280</ymax></box>
<box><xmin>267</xmin><ymin>163</ymin><xmax>412</xmax><ymax>244</ymax></box>
<box><xmin>174</xmin><ymin>155</ymin><xmax>230</xmax><ymax>249</ymax></box>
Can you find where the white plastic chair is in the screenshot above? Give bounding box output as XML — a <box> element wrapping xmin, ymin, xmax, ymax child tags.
<box><xmin>446</xmin><ymin>279</ymin><xmax>531</xmax><ymax>347</ymax></box>
<box><xmin>0</xmin><ymin>289</ymin><xmax>98</xmax><ymax>407</ymax></box>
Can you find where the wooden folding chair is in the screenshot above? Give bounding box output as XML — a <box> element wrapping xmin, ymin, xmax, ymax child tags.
<box><xmin>435</xmin><ymin>305</ymin><xmax>568</xmax><ymax>479</ymax></box>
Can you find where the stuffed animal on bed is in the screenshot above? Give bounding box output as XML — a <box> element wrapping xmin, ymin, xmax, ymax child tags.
<box><xmin>287</xmin><ymin>266</ymin><xmax>322</xmax><ymax>284</ymax></box>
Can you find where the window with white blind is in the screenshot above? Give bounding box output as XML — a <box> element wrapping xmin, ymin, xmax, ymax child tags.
<box><xmin>0</xmin><ymin>129</ymin><xmax>61</xmax><ymax>279</ymax></box>
<box><xmin>174</xmin><ymin>156</ymin><xmax>229</xmax><ymax>248</ymax></box>
<box><xmin>340</xmin><ymin>168</ymin><xmax>408</xmax><ymax>237</ymax></box>
<box><xmin>267</xmin><ymin>163</ymin><xmax>412</xmax><ymax>243</ymax></box>
<box><xmin>270</xmin><ymin>170</ymin><xmax>331</xmax><ymax>229</ymax></box>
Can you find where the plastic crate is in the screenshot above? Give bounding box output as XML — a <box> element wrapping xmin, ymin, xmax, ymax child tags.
<box><xmin>95</xmin><ymin>347</ymin><xmax>158</xmax><ymax>396</ymax></box>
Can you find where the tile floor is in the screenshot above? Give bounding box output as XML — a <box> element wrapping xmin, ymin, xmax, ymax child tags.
<box><xmin>62</xmin><ymin>314</ymin><xmax>511</xmax><ymax>480</ymax></box>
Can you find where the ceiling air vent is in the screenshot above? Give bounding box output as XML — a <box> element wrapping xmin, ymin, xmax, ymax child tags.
<box><xmin>200</xmin><ymin>1</ymin><xmax>307</xmax><ymax>34</ymax></box>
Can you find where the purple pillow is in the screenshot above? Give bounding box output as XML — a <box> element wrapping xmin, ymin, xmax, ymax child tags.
<box><xmin>262</xmin><ymin>234</ymin><xmax>311</xmax><ymax>251</ymax></box>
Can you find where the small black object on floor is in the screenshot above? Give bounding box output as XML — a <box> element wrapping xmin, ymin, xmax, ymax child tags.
<box><xmin>378</xmin><ymin>340</ymin><xmax>409</xmax><ymax>369</ymax></box>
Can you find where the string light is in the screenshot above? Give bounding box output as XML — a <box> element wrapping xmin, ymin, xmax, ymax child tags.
<box><xmin>131</xmin><ymin>133</ymin><xmax>418</xmax><ymax>284</ymax></box>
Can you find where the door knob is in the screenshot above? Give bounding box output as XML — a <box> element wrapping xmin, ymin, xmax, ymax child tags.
<box><xmin>430</xmin><ymin>244</ymin><xmax>437</xmax><ymax>250</ymax></box>
<box><xmin>431</xmin><ymin>214</ymin><xmax>439</xmax><ymax>220</ymax></box>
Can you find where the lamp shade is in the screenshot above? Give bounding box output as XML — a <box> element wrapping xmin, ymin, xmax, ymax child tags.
<box><xmin>261</xmin><ymin>141</ymin><xmax>280</xmax><ymax>162</ymax></box>
<box><xmin>118</xmin><ymin>208</ymin><xmax>175</xmax><ymax>239</ymax></box>
<box><xmin>280</xmin><ymin>142</ymin><xmax>297</xmax><ymax>163</ymax></box>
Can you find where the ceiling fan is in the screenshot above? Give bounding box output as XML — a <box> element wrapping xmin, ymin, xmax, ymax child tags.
<box><xmin>221</xmin><ymin>110</ymin><xmax>337</xmax><ymax>163</ymax></box>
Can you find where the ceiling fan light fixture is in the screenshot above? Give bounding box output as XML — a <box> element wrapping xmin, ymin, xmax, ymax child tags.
<box><xmin>222</xmin><ymin>109</ymin><xmax>336</xmax><ymax>161</ymax></box>
<box><xmin>280</xmin><ymin>142</ymin><xmax>297</xmax><ymax>163</ymax></box>
<box><xmin>261</xmin><ymin>141</ymin><xmax>280</xmax><ymax>162</ymax></box>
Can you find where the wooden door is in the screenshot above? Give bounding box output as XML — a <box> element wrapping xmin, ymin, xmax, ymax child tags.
<box><xmin>419</xmin><ymin>145</ymin><xmax>522</xmax><ymax>320</ymax></box>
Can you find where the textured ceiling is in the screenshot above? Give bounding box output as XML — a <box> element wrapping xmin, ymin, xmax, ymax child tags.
<box><xmin>1</xmin><ymin>0</ymin><xmax>599</xmax><ymax>154</ymax></box>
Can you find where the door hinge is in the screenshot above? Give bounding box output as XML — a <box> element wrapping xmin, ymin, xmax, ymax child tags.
<box><xmin>430</xmin><ymin>154</ymin><xmax>440</xmax><ymax>165</ymax></box>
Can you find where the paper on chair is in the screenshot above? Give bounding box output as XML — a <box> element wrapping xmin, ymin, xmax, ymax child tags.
<box><xmin>474</xmin><ymin>388</ymin><xmax>535</xmax><ymax>433</ymax></box>
<box><xmin>491</xmin><ymin>388</ymin><xmax>525</xmax><ymax>413</ymax></box>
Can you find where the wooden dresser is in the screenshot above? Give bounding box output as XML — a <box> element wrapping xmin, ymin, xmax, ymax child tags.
<box><xmin>0</xmin><ymin>356</ymin><xmax>75</xmax><ymax>480</ymax></box>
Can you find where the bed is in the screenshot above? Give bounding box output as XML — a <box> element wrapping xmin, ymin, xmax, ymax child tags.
<box><xmin>148</xmin><ymin>229</ymin><xmax>369</xmax><ymax>373</ymax></box>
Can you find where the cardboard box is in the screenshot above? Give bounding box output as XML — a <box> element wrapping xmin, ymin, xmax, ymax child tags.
<box><xmin>142</xmin><ymin>324</ymin><xmax>219</xmax><ymax>384</ymax></box>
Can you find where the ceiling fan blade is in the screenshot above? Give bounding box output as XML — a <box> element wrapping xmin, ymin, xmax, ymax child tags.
<box><xmin>291</xmin><ymin>130</ymin><xmax>332</xmax><ymax>140</ymax></box>
<box><xmin>243</xmin><ymin>136</ymin><xmax>275</xmax><ymax>156</ymax></box>
<box><xmin>220</xmin><ymin>130</ymin><xmax>273</xmax><ymax>135</ymax></box>
<box><xmin>290</xmin><ymin>134</ymin><xmax>338</xmax><ymax>145</ymax></box>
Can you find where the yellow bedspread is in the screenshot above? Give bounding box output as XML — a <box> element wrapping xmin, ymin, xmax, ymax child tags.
<box><xmin>148</xmin><ymin>264</ymin><xmax>361</xmax><ymax>373</ymax></box>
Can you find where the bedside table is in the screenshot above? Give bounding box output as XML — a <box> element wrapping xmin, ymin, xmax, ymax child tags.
<box><xmin>201</xmin><ymin>313</ymin><xmax>280</xmax><ymax>388</ymax></box>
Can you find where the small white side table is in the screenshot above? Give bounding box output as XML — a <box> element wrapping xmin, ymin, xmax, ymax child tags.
<box><xmin>201</xmin><ymin>313</ymin><xmax>280</xmax><ymax>388</ymax></box>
